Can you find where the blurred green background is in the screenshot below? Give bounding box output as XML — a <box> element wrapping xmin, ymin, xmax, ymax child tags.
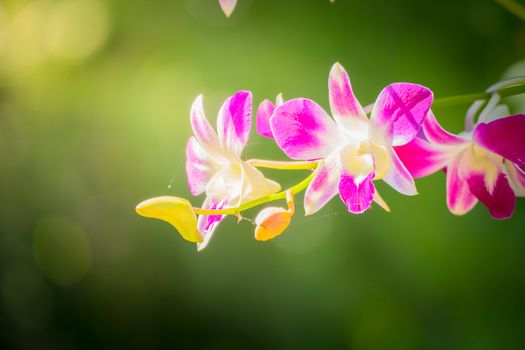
<box><xmin>1</xmin><ymin>0</ymin><xmax>525</xmax><ymax>349</ymax></box>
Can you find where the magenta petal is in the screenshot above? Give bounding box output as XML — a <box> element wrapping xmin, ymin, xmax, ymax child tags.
<box><xmin>185</xmin><ymin>137</ymin><xmax>217</xmax><ymax>196</ymax></box>
<box><xmin>328</xmin><ymin>63</ymin><xmax>367</xmax><ymax>123</ymax></box>
<box><xmin>394</xmin><ymin>137</ymin><xmax>450</xmax><ymax>178</ymax></box>
<box><xmin>371</xmin><ymin>83</ymin><xmax>433</xmax><ymax>146</ymax></box>
<box><xmin>466</xmin><ymin>172</ymin><xmax>515</xmax><ymax>219</ymax></box>
<box><xmin>339</xmin><ymin>172</ymin><xmax>375</xmax><ymax>214</ymax></box>
<box><xmin>446</xmin><ymin>154</ymin><xmax>478</xmax><ymax>215</ymax></box>
<box><xmin>423</xmin><ymin>111</ymin><xmax>465</xmax><ymax>146</ymax></box>
<box><xmin>271</xmin><ymin>98</ymin><xmax>342</xmax><ymax>160</ymax></box>
<box><xmin>382</xmin><ymin>149</ymin><xmax>417</xmax><ymax>195</ymax></box>
<box><xmin>473</xmin><ymin>114</ymin><xmax>525</xmax><ymax>169</ymax></box>
<box><xmin>217</xmin><ymin>91</ymin><xmax>252</xmax><ymax>157</ymax></box>
<box><xmin>304</xmin><ymin>154</ymin><xmax>340</xmax><ymax>215</ymax></box>
<box><xmin>256</xmin><ymin>99</ymin><xmax>275</xmax><ymax>139</ymax></box>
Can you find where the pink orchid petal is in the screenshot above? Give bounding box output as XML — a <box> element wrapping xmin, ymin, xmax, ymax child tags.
<box><xmin>256</xmin><ymin>99</ymin><xmax>275</xmax><ymax>139</ymax></box>
<box><xmin>371</xmin><ymin>83</ymin><xmax>433</xmax><ymax>146</ymax></box>
<box><xmin>304</xmin><ymin>154</ymin><xmax>340</xmax><ymax>215</ymax></box>
<box><xmin>423</xmin><ymin>111</ymin><xmax>465</xmax><ymax>145</ymax></box>
<box><xmin>446</xmin><ymin>154</ymin><xmax>478</xmax><ymax>216</ymax></box>
<box><xmin>190</xmin><ymin>95</ymin><xmax>221</xmax><ymax>155</ymax></box>
<box><xmin>217</xmin><ymin>90</ymin><xmax>252</xmax><ymax>157</ymax></box>
<box><xmin>473</xmin><ymin>114</ymin><xmax>525</xmax><ymax>169</ymax></box>
<box><xmin>394</xmin><ymin>137</ymin><xmax>451</xmax><ymax>178</ymax></box>
<box><xmin>339</xmin><ymin>171</ymin><xmax>375</xmax><ymax>214</ymax></box>
<box><xmin>219</xmin><ymin>0</ymin><xmax>237</xmax><ymax>17</ymax></box>
<box><xmin>271</xmin><ymin>98</ymin><xmax>343</xmax><ymax>160</ymax></box>
<box><xmin>197</xmin><ymin>198</ymin><xmax>227</xmax><ymax>251</ymax></box>
<box><xmin>465</xmin><ymin>172</ymin><xmax>515</xmax><ymax>219</ymax></box>
<box><xmin>382</xmin><ymin>149</ymin><xmax>418</xmax><ymax>195</ymax></box>
<box><xmin>328</xmin><ymin>63</ymin><xmax>367</xmax><ymax>125</ymax></box>
<box><xmin>506</xmin><ymin>161</ymin><xmax>525</xmax><ymax>197</ymax></box>
<box><xmin>185</xmin><ymin>137</ymin><xmax>218</xmax><ymax>196</ymax></box>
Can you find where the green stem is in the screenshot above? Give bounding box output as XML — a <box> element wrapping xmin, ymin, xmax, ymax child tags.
<box><xmin>193</xmin><ymin>171</ymin><xmax>316</xmax><ymax>215</ymax></box>
<box><xmin>433</xmin><ymin>83</ymin><xmax>525</xmax><ymax>108</ymax></box>
<box><xmin>247</xmin><ymin>159</ymin><xmax>318</xmax><ymax>170</ymax></box>
<box><xmin>495</xmin><ymin>0</ymin><xmax>525</xmax><ymax>21</ymax></box>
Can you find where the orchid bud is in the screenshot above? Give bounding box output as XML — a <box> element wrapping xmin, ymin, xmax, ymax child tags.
<box><xmin>136</xmin><ymin>196</ymin><xmax>202</xmax><ymax>243</ymax></box>
<box><xmin>254</xmin><ymin>190</ymin><xmax>294</xmax><ymax>241</ymax></box>
<box><xmin>254</xmin><ymin>207</ymin><xmax>292</xmax><ymax>242</ymax></box>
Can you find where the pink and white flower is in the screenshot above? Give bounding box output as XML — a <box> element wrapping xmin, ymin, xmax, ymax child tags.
<box><xmin>186</xmin><ymin>91</ymin><xmax>281</xmax><ymax>249</ymax></box>
<box><xmin>270</xmin><ymin>63</ymin><xmax>433</xmax><ymax>214</ymax></box>
<box><xmin>395</xmin><ymin>99</ymin><xmax>525</xmax><ymax>219</ymax></box>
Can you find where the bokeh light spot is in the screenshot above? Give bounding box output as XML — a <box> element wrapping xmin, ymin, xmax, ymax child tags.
<box><xmin>33</xmin><ymin>216</ymin><xmax>92</xmax><ymax>286</ymax></box>
<box><xmin>45</xmin><ymin>0</ymin><xmax>110</xmax><ymax>61</ymax></box>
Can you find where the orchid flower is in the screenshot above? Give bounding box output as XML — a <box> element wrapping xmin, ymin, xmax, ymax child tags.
<box><xmin>395</xmin><ymin>95</ymin><xmax>525</xmax><ymax>219</ymax></box>
<box><xmin>219</xmin><ymin>0</ymin><xmax>237</xmax><ymax>17</ymax></box>
<box><xmin>186</xmin><ymin>90</ymin><xmax>281</xmax><ymax>249</ymax></box>
<box><xmin>270</xmin><ymin>63</ymin><xmax>433</xmax><ymax>214</ymax></box>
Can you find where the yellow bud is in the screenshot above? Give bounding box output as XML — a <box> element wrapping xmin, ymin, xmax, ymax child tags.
<box><xmin>136</xmin><ymin>196</ymin><xmax>202</xmax><ymax>243</ymax></box>
<box><xmin>254</xmin><ymin>207</ymin><xmax>292</xmax><ymax>242</ymax></box>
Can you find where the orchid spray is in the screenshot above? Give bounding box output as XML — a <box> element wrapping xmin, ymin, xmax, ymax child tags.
<box><xmin>137</xmin><ymin>64</ymin><xmax>525</xmax><ymax>250</ymax></box>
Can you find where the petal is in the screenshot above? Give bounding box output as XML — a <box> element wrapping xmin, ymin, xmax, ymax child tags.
<box><xmin>394</xmin><ymin>137</ymin><xmax>452</xmax><ymax>178</ymax></box>
<box><xmin>371</xmin><ymin>83</ymin><xmax>433</xmax><ymax>146</ymax></box>
<box><xmin>328</xmin><ymin>63</ymin><xmax>367</xmax><ymax>126</ymax></box>
<box><xmin>190</xmin><ymin>95</ymin><xmax>222</xmax><ymax>157</ymax></box>
<box><xmin>505</xmin><ymin>161</ymin><xmax>525</xmax><ymax>197</ymax></box>
<box><xmin>217</xmin><ymin>90</ymin><xmax>252</xmax><ymax>157</ymax></box>
<box><xmin>480</xmin><ymin>104</ymin><xmax>510</xmax><ymax>124</ymax></box>
<box><xmin>218</xmin><ymin>0</ymin><xmax>237</xmax><ymax>17</ymax></box>
<box><xmin>382</xmin><ymin>148</ymin><xmax>418</xmax><ymax>195</ymax></box>
<box><xmin>473</xmin><ymin>114</ymin><xmax>525</xmax><ymax>169</ymax></box>
<box><xmin>423</xmin><ymin>111</ymin><xmax>465</xmax><ymax>145</ymax></box>
<box><xmin>271</xmin><ymin>98</ymin><xmax>343</xmax><ymax>160</ymax></box>
<box><xmin>254</xmin><ymin>207</ymin><xmax>292</xmax><ymax>241</ymax></box>
<box><xmin>373</xmin><ymin>189</ymin><xmax>390</xmax><ymax>212</ymax></box>
<box><xmin>256</xmin><ymin>99</ymin><xmax>275</xmax><ymax>139</ymax></box>
<box><xmin>304</xmin><ymin>153</ymin><xmax>340</xmax><ymax>215</ymax></box>
<box><xmin>196</xmin><ymin>198</ymin><xmax>227</xmax><ymax>251</ymax></box>
<box><xmin>465</xmin><ymin>172</ymin><xmax>515</xmax><ymax>219</ymax></box>
<box><xmin>458</xmin><ymin>147</ymin><xmax>515</xmax><ymax>219</ymax></box>
<box><xmin>339</xmin><ymin>171</ymin><xmax>375</xmax><ymax>214</ymax></box>
<box><xmin>206</xmin><ymin>163</ymin><xmax>243</xmax><ymax>207</ymax></box>
<box><xmin>446</xmin><ymin>154</ymin><xmax>478</xmax><ymax>216</ymax></box>
<box><xmin>239</xmin><ymin>161</ymin><xmax>281</xmax><ymax>202</ymax></box>
<box><xmin>185</xmin><ymin>137</ymin><xmax>218</xmax><ymax>196</ymax></box>
<box><xmin>136</xmin><ymin>196</ymin><xmax>202</xmax><ymax>243</ymax></box>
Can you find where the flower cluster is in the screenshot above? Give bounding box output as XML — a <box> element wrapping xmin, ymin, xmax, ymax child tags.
<box><xmin>136</xmin><ymin>63</ymin><xmax>525</xmax><ymax>250</ymax></box>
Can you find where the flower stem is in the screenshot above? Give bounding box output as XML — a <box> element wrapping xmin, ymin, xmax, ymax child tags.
<box><xmin>247</xmin><ymin>159</ymin><xmax>318</xmax><ymax>170</ymax></box>
<box><xmin>433</xmin><ymin>82</ymin><xmax>525</xmax><ymax>108</ymax></box>
<box><xmin>193</xmin><ymin>171</ymin><xmax>316</xmax><ymax>216</ymax></box>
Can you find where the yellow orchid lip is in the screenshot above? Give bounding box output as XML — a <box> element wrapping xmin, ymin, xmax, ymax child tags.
<box><xmin>136</xmin><ymin>196</ymin><xmax>203</xmax><ymax>243</ymax></box>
